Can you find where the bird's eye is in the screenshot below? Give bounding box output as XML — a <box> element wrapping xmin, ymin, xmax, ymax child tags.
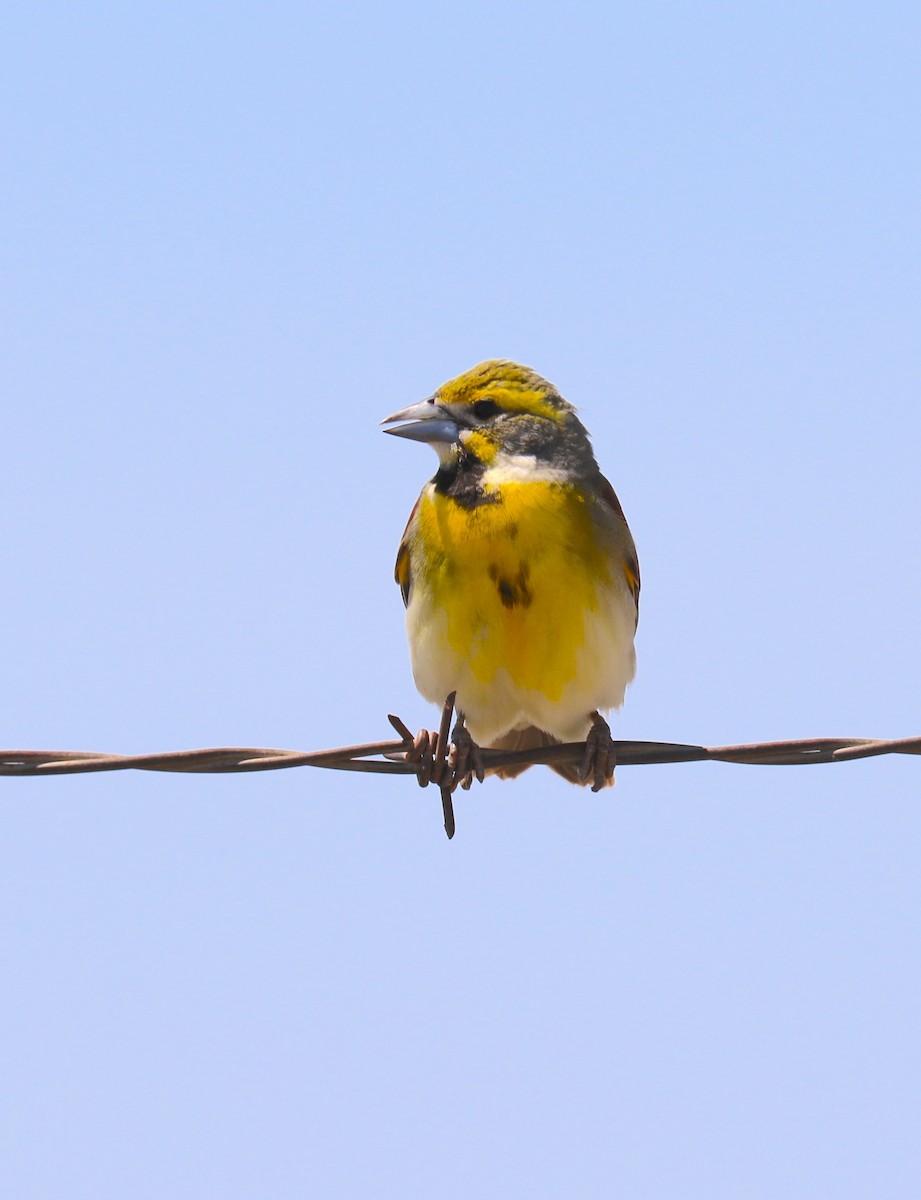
<box><xmin>472</xmin><ymin>399</ymin><xmax>501</xmax><ymax>420</ymax></box>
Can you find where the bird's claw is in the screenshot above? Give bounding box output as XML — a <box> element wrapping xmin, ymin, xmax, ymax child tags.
<box><xmin>398</xmin><ymin>717</ymin><xmax>483</xmax><ymax>793</ymax></box>
<box><xmin>403</xmin><ymin>727</ymin><xmax>438</xmax><ymax>788</ymax></box>
<box><xmin>448</xmin><ymin>718</ymin><xmax>486</xmax><ymax>791</ymax></box>
<box><xmin>579</xmin><ymin>712</ymin><xmax>617</xmax><ymax>791</ymax></box>
<box><xmin>391</xmin><ymin>698</ymin><xmax>484</xmax><ymax>839</ymax></box>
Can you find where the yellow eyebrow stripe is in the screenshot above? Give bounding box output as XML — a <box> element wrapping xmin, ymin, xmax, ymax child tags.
<box><xmin>436</xmin><ymin>361</ymin><xmax>565</xmax><ymax>423</ymax></box>
<box><xmin>480</xmin><ymin>388</ymin><xmax>561</xmax><ymax>422</ymax></box>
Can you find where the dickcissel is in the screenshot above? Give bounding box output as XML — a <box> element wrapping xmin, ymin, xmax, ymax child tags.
<box><xmin>382</xmin><ymin>360</ymin><xmax>639</xmax><ymax>791</ymax></box>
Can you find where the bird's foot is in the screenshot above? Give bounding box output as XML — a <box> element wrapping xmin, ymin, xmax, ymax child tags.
<box><xmin>579</xmin><ymin>712</ymin><xmax>617</xmax><ymax>792</ymax></box>
<box><xmin>448</xmin><ymin>714</ymin><xmax>486</xmax><ymax>792</ymax></box>
<box><xmin>394</xmin><ymin>719</ymin><xmax>459</xmax><ymax>838</ymax></box>
<box><xmin>387</xmin><ymin>695</ymin><xmax>483</xmax><ymax>839</ymax></box>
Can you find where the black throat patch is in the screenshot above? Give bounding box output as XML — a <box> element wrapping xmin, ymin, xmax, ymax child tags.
<box><xmin>433</xmin><ymin>451</ymin><xmax>499</xmax><ymax>510</ymax></box>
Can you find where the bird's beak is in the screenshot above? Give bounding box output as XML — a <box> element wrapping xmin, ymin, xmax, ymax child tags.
<box><xmin>381</xmin><ymin>399</ymin><xmax>460</xmax><ymax>445</ymax></box>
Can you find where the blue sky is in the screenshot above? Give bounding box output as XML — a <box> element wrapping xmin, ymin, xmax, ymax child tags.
<box><xmin>2</xmin><ymin>3</ymin><xmax>920</xmax><ymax>1196</ymax></box>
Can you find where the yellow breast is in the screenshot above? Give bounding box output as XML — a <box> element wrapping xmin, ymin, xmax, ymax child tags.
<box><xmin>410</xmin><ymin>479</ymin><xmax>613</xmax><ymax>701</ymax></box>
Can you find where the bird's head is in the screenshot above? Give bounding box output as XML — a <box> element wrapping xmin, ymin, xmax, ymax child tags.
<box><xmin>382</xmin><ymin>360</ymin><xmax>596</xmax><ymax>477</ymax></box>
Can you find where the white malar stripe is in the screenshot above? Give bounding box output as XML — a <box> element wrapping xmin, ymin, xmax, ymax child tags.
<box><xmin>480</xmin><ymin>453</ymin><xmax>571</xmax><ymax>488</ymax></box>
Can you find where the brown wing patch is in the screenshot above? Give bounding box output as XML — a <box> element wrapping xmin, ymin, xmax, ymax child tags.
<box><xmin>598</xmin><ymin>474</ymin><xmax>627</xmax><ymax>522</ymax></box>
<box><xmin>394</xmin><ymin>496</ymin><xmax>420</xmax><ymax>608</ymax></box>
<box><xmin>623</xmin><ymin>554</ymin><xmax>641</xmax><ymax>613</ymax></box>
<box><xmin>395</xmin><ymin>543</ymin><xmax>412</xmax><ymax>607</ymax></box>
<box><xmin>598</xmin><ymin>474</ymin><xmax>640</xmax><ymax>623</ymax></box>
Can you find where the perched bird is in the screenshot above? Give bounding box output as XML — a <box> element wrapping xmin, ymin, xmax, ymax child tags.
<box><xmin>382</xmin><ymin>360</ymin><xmax>639</xmax><ymax>790</ymax></box>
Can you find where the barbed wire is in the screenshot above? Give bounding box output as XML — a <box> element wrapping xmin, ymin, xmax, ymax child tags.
<box><xmin>2</xmin><ymin>693</ymin><xmax>918</xmax><ymax>837</ymax></box>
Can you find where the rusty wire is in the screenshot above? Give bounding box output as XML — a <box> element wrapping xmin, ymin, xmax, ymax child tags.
<box><xmin>1</xmin><ymin>691</ymin><xmax>919</xmax><ymax>837</ymax></box>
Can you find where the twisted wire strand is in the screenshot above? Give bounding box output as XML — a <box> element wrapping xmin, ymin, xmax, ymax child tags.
<box><xmin>1</xmin><ymin>732</ymin><xmax>919</xmax><ymax>776</ymax></box>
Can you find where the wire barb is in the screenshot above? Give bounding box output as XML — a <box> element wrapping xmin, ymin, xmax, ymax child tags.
<box><xmin>437</xmin><ymin>692</ymin><xmax>457</xmax><ymax>839</ymax></box>
<box><xmin>2</xmin><ymin>726</ymin><xmax>919</xmax><ymax>838</ymax></box>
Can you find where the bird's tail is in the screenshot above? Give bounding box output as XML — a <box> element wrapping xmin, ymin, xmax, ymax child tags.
<box><xmin>488</xmin><ymin>725</ymin><xmax>588</xmax><ymax>785</ymax></box>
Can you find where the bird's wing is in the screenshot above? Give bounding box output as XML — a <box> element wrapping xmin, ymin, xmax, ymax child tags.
<box><xmin>393</xmin><ymin>495</ymin><xmax>421</xmax><ymax>608</ymax></box>
<box><xmin>596</xmin><ymin>474</ymin><xmax>640</xmax><ymax>621</ymax></box>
